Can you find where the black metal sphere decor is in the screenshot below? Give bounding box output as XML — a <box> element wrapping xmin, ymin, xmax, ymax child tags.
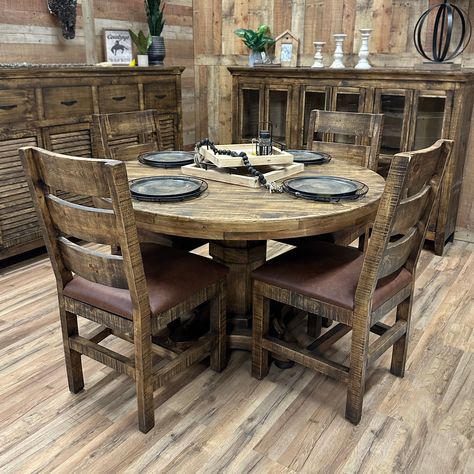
<box><xmin>414</xmin><ymin>0</ymin><xmax>472</xmax><ymax>63</ymax></box>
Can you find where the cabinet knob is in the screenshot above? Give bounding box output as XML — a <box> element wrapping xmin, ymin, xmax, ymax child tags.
<box><xmin>0</xmin><ymin>104</ymin><xmax>17</xmax><ymax>111</ymax></box>
<box><xmin>155</xmin><ymin>94</ymin><xmax>166</xmax><ymax>100</ymax></box>
<box><xmin>60</xmin><ymin>100</ymin><xmax>78</xmax><ymax>107</ymax></box>
<box><xmin>112</xmin><ymin>96</ymin><xmax>127</xmax><ymax>102</ymax></box>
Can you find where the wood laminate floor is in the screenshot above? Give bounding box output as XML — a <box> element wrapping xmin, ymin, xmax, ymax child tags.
<box><xmin>0</xmin><ymin>240</ymin><xmax>473</xmax><ymax>474</ymax></box>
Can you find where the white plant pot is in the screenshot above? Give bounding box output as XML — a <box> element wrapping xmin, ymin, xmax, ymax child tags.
<box><xmin>137</xmin><ymin>54</ymin><xmax>149</xmax><ymax>67</ymax></box>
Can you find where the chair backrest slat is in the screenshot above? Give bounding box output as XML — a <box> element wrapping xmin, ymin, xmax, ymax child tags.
<box><xmin>307</xmin><ymin>109</ymin><xmax>384</xmax><ymax>170</ymax></box>
<box><xmin>391</xmin><ymin>185</ymin><xmax>430</xmax><ymax>236</ymax></box>
<box><xmin>355</xmin><ymin>139</ymin><xmax>452</xmax><ymax>310</ymax></box>
<box><xmin>92</xmin><ymin>110</ymin><xmax>163</xmax><ymax>161</ymax></box>
<box><xmin>378</xmin><ymin>227</ymin><xmax>418</xmax><ymax>279</ymax></box>
<box><xmin>37</xmin><ymin>152</ymin><xmax>112</xmax><ymax>197</ymax></box>
<box><xmin>47</xmin><ymin>194</ymin><xmax>118</xmax><ymax>246</ymax></box>
<box><xmin>59</xmin><ymin>237</ymin><xmax>128</xmax><ymax>288</ymax></box>
<box><xmin>310</xmin><ymin>141</ymin><xmax>370</xmax><ymax>168</ymax></box>
<box><xmin>112</xmin><ymin>142</ymin><xmax>157</xmax><ymax>161</ymax></box>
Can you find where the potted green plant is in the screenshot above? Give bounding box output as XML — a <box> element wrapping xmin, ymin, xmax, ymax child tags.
<box><xmin>234</xmin><ymin>24</ymin><xmax>275</xmax><ymax>66</ymax></box>
<box><xmin>129</xmin><ymin>30</ymin><xmax>152</xmax><ymax>66</ymax></box>
<box><xmin>145</xmin><ymin>0</ymin><xmax>166</xmax><ymax>65</ymax></box>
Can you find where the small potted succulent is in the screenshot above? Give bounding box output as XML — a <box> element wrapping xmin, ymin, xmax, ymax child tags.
<box><xmin>129</xmin><ymin>30</ymin><xmax>152</xmax><ymax>66</ymax></box>
<box><xmin>145</xmin><ymin>0</ymin><xmax>166</xmax><ymax>65</ymax></box>
<box><xmin>234</xmin><ymin>24</ymin><xmax>275</xmax><ymax>66</ymax></box>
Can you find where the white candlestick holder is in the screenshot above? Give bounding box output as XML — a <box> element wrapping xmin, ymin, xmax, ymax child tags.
<box><xmin>311</xmin><ymin>41</ymin><xmax>325</xmax><ymax>68</ymax></box>
<box><xmin>355</xmin><ymin>28</ymin><xmax>372</xmax><ymax>69</ymax></box>
<box><xmin>330</xmin><ymin>34</ymin><xmax>347</xmax><ymax>69</ymax></box>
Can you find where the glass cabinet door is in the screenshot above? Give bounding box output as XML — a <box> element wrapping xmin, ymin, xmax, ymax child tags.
<box><xmin>266</xmin><ymin>87</ymin><xmax>290</xmax><ymax>144</ymax></box>
<box><xmin>301</xmin><ymin>87</ymin><xmax>328</xmax><ymax>146</ymax></box>
<box><xmin>333</xmin><ymin>88</ymin><xmax>363</xmax><ymax>112</ymax></box>
<box><xmin>332</xmin><ymin>87</ymin><xmax>364</xmax><ymax>144</ymax></box>
<box><xmin>240</xmin><ymin>87</ymin><xmax>262</xmax><ymax>141</ymax></box>
<box><xmin>413</xmin><ymin>93</ymin><xmax>447</xmax><ymax>150</ymax></box>
<box><xmin>374</xmin><ymin>90</ymin><xmax>410</xmax><ymax>155</ymax></box>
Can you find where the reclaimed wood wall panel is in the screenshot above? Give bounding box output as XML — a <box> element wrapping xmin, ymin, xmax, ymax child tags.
<box><xmin>0</xmin><ymin>0</ymin><xmax>195</xmax><ymax>146</ymax></box>
<box><xmin>192</xmin><ymin>0</ymin><xmax>474</xmax><ymax>236</ymax></box>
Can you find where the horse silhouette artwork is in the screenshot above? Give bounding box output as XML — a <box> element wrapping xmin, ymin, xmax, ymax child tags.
<box><xmin>47</xmin><ymin>0</ymin><xmax>78</xmax><ymax>40</ymax></box>
<box><xmin>111</xmin><ymin>40</ymin><xmax>129</xmax><ymax>56</ymax></box>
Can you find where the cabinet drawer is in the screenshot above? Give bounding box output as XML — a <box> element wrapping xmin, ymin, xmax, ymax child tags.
<box><xmin>98</xmin><ymin>84</ymin><xmax>139</xmax><ymax>113</ymax></box>
<box><xmin>43</xmin><ymin>86</ymin><xmax>93</xmax><ymax>119</ymax></box>
<box><xmin>144</xmin><ymin>81</ymin><xmax>177</xmax><ymax>111</ymax></box>
<box><xmin>0</xmin><ymin>90</ymin><xmax>36</xmax><ymax>124</ymax></box>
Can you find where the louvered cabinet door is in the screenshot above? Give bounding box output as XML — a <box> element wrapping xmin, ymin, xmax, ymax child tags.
<box><xmin>156</xmin><ymin>112</ymin><xmax>180</xmax><ymax>150</ymax></box>
<box><xmin>42</xmin><ymin>123</ymin><xmax>94</xmax><ymax>207</ymax></box>
<box><xmin>0</xmin><ymin>131</ymin><xmax>43</xmax><ymax>257</ymax></box>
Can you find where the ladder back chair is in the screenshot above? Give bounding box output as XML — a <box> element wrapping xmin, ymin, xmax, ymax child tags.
<box><xmin>308</xmin><ymin>109</ymin><xmax>384</xmax><ymax>171</ymax></box>
<box><xmin>91</xmin><ymin>109</ymin><xmax>163</xmax><ymax>162</ymax></box>
<box><xmin>20</xmin><ymin>146</ymin><xmax>228</xmax><ymax>433</ymax></box>
<box><xmin>252</xmin><ymin>139</ymin><xmax>452</xmax><ymax>424</ymax></box>
<box><xmin>92</xmin><ymin>109</ymin><xmax>204</xmax><ymax>251</ymax></box>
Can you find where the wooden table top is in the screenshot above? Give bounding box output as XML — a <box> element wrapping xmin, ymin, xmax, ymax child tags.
<box><xmin>126</xmin><ymin>159</ymin><xmax>386</xmax><ymax>241</ymax></box>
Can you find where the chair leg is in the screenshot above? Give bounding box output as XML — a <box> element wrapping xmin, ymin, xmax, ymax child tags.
<box><xmin>210</xmin><ymin>281</ymin><xmax>227</xmax><ymax>372</ymax></box>
<box><xmin>390</xmin><ymin>295</ymin><xmax>412</xmax><ymax>378</ymax></box>
<box><xmin>134</xmin><ymin>320</ymin><xmax>154</xmax><ymax>433</ymax></box>
<box><xmin>60</xmin><ymin>309</ymin><xmax>84</xmax><ymax>393</ymax></box>
<box><xmin>252</xmin><ymin>287</ymin><xmax>270</xmax><ymax>379</ymax></box>
<box><xmin>307</xmin><ymin>313</ymin><xmax>322</xmax><ymax>338</ymax></box>
<box><xmin>345</xmin><ymin>313</ymin><xmax>370</xmax><ymax>424</ymax></box>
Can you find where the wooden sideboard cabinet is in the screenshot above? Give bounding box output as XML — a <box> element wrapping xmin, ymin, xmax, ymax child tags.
<box><xmin>229</xmin><ymin>67</ymin><xmax>474</xmax><ymax>255</ymax></box>
<box><xmin>0</xmin><ymin>66</ymin><xmax>184</xmax><ymax>260</ymax></box>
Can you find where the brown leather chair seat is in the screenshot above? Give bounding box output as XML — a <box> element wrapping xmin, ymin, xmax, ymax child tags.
<box><xmin>64</xmin><ymin>243</ymin><xmax>228</xmax><ymax>320</ymax></box>
<box><xmin>252</xmin><ymin>241</ymin><xmax>412</xmax><ymax>311</ymax></box>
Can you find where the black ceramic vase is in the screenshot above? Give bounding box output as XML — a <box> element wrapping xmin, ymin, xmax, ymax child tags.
<box><xmin>148</xmin><ymin>36</ymin><xmax>166</xmax><ymax>65</ymax></box>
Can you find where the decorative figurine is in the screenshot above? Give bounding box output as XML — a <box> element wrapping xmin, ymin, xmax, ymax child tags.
<box><xmin>311</xmin><ymin>42</ymin><xmax>325</xmax><ymax>68</ymax></box>
<box><xmin>330</xmin><ymin>34</ymin><xmax>347</xmax><ymax>69</ymax></box>
<box><xmin>355</xmin><ymin>29</ymin><xmax>372</xmax><ymax>69</ymax></box>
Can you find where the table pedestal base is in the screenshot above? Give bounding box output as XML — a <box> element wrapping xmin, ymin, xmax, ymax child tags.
<box><xmin>209</xmin><ymin>240</ymin><xmax>267</xmax><ymax>331</ymax></box>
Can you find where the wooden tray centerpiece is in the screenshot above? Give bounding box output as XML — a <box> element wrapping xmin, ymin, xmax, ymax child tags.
<box><xmin>182</xmin><ymin>143</ymin><xmax>304</xmax><ymax>188</ymax></box>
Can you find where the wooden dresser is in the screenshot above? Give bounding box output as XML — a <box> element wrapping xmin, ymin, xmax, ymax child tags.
<box><xmin>229</xmin><ymin>67</ymin><xmax>474</xmax><ymax>255</ymax></box>
<box><xmin>0</xmin><ymin>66</ymin><xmax>184</xmax><ymax>260</ymax></box>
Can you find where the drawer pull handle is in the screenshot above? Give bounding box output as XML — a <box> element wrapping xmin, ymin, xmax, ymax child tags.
<box><xmin>61</xmin><ymin>100</ymin><xmax>78</xmax><ymax>107</ymax></box>
<box><xmin>155</xmin><ymin>94</ymin><xmax>167</xmax><ymax>100</ymax></box>
<box><xmin>112</xmin><ymin>96</ymin><xmax>127</xmax><ymax>101</ymax></box>
<box><xmin>0</xmin><ymin>104</ymin><xmax>17</xmax><ymax>111</ymax></box>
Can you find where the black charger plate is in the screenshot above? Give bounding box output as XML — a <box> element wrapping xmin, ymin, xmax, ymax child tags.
<box><xmin>130</xmin><ymin>176</ymin><xmax>207</xmax><ymax>202</ymax></box>
<box><xmin>283</xmin><ymin>176</ymin><xmax>368</xmax><ymax>202</ymax></box>
<box><xmin>286</xmin><ymin>150</ymin><xmax>331</xmax><ymax>165</ymax></box>
<box><xmin>138</xmin><ymin>151</ymin><xmax>195</xmax><ymax>168</ymax></box>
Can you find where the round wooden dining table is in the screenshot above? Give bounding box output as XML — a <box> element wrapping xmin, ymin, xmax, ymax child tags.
<box><xmin>126</xmin><ymin>158</ymin><xmax>386</xmax><ymax>348</ymax></box>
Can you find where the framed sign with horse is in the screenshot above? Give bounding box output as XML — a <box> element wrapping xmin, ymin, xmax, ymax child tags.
<box><xmin>104</xmin><ymin>29</ymin><xmax>133</xmax><ymax>65</ymax></box>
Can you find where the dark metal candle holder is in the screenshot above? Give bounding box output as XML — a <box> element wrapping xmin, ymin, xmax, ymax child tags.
<box><xmin>414</xmin><ymin>0</ymin><xmax>472</xmax><ymax>63</ymax></box>
<box><xmin>253</xmin><ymin>121</ymin><xmax>273</xmax><ymax>156</ymax></box>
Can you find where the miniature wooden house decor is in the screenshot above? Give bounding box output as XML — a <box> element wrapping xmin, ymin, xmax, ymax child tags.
<box><xmin>274</xmin><ymin>30</ymin><xmax>299</xmax><ymax>67</ymax></box>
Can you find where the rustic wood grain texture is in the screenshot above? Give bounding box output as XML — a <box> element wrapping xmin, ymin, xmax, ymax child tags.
<box><xmin>0</xmin><ymin>237</ymin><xmax>472</xmax><ymax>471</ymax></box>
<box><xmin>18</xmin><ymin>146</ymin><xmax>228</xmax><ymax>433</ymax></box>
<box><xmin>0</xmin><ymin>66</ymin><xmax>184</xmax><ymax>261</ymax></box>
<box><xmin>251</xmin><ymin>140</ymin><xmax>453</xmax><ymax>425</ymax></box>
<box><xmin>229</xmin><ymin>66</ymin><xmax>474</xmax><ymax>253</ymax></box>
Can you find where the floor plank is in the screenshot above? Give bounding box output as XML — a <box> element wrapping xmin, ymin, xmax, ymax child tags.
<box><xmin>0</xmin><ymin>240</ymin><xmax>472</xmax><ymax>473</ymax></box>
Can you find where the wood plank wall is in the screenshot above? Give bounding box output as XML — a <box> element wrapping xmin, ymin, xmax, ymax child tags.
<box><xmin>0</xmin><ymin>0</ymin><xmax>195</xmax><ymax>146</ymax></box>
<box><xmin>192</xmin><ymin>0</ymin><xmax>474</xmax><ymax>236</ymax></box>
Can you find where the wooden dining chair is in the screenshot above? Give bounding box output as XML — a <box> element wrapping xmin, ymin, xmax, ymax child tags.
<box><xmin>91</xmin><ymin>109</ymin><xmax>204</xmax><ymax>251</ymax></box>
<box><xmin>91</xmin><ymin>109</ymin><xmax>163</xmax><ymax>162</ymax></box>
<box><xmin>308</xmin><ymin>109</ymin><xmax>384</xmax><ymax>172</ymax></box>
<box><xmin>19</xmin><ymin>146</ymin><xmax>228</xmax><ymax>433</ymax></box>
<box><xmin>251</xmin><ymin>139</ymin><xmax>452</xmax><ymax>424</ymax></box>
